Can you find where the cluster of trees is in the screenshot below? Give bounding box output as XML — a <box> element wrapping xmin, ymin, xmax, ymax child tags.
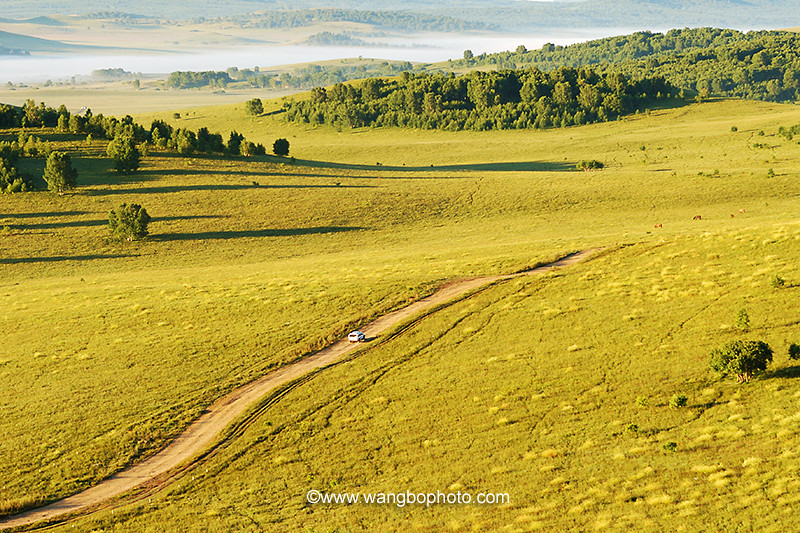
<box><xmin>0</xmin><ymin>99</ymin><xmax>291</xmax><ymax>194</ymax></box>
<box><xmin>451</xmin><ymin>28</ymin><xmax>800</xmax><ymax>103</ymax></box>
<box><xmin>0</xmin><ymin>100</ymin><xmax>151</xmax><ymax>142</ymax></box>
<box><xmin>0</xmin><ymin>143</ymin><xmax>78</xmax><ymax>194</ymax></box>
<box><xmin>306</xmin><ymin>32</ymin><xmax>368</xmax><ymax>47</ymax></box>
<box><xmin>285</xmin><ymin>68</ymin><xmax>674</xmax><ymax>131</ymax></box>
<box><xmin>778</xmin><ymin>123</ymin><xmax>800</xmax><ymax>141</ymax></box>
<box><xmin>92</xmin><ymin>68</ymin><xmax>140</xmax><ymax>80</ymax></box>
<box><xmin>166</xmin><ymin>71</ymin><xmax>234</xmax><ymax>89</ymax></box>
<box><xmin>225</xmin><ymin>8</ymin><xmax>492</xmax><ymax>32</ymax></box>
<box><xmin>166</xmin><ymin>60</ymin><xmax>416</xmax><ymax>91</ymax></box>
<box><xmin>0</xmin><ymin>145</ymin><xmax>30</xmax><ymax>193</ymax></box>
<box><xmin>147</xmin><ymin>119</ymin><xmax>274</xmax><ymax>157</ymax></box>
<box><xmin>0</xmin><ymin>132</ymin><xmax>56</xmax><ymax>193</ymax></box>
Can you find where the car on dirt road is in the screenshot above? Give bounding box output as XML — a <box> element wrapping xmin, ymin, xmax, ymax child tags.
<box><xmin>348</xmin><ymin>330</ymin><xmax>366</xmax><ymax>343</ymax></box>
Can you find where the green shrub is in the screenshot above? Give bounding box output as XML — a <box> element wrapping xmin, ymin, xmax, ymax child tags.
<box><xmin>635</xmin><ymin>396</ymin><xmax>649</xmax><ymax>407</ymax></box>
<box><xmin>273</xmin><ymin>138</ymin><xmax>290</xmax><ymax>156</ymax></box>
<box><xmin>662</xmin><ymin>442</ymin><xmax>678</xmax><ymax>452</ymax></box>
<box><xmin>245</xmin><ymin>98</ymin><xmax>263</xmax><ymax>116</ymax></box>
<box><xmin>576</xmin><ymin>159</ymin><xmax>604</xmax><ymax>171</ymax></box>
<box><xmin>709</xmin><ymin>340</ymin><xmax>773</xmax><ymax>383</ymax></box>
<box><xmin>789</xmin><ymin>343</ymin><xmax>800</xmax><ymax>361</ymax></box>
<box><xmin>735</xmin><ymin>307</ymin><xmax>750</xmax><ymax>331</ymax></box>
<box><xmin>108</xmin><ymin>203</ymin><xmax>151</xmax><ymax>241</ymax></box>
<box><xmin>669</xmin><ymin>394</ymin><xmax>688</xmax><ymax>408</ymax></box>
<box><xmin>770</xmin><ymin>274</ymin><xmax>785</xmax><ymax>288</ymax></box>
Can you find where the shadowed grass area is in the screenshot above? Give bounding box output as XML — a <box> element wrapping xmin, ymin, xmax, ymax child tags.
<box><xmin>0</xmin><ymin>254</ymin><xmax>136</xmax><ymax>264</ymax></box>
<box><xmin>85</xmin><ymin>182</ymin><xmax>374</xmax><ymax>195</ymax></box>
<box><xmin>291</xmin><ymin>158</ymin><xmax>578</xmax><ymax>173</ymax></box>
<box><xmin>151</xmin><ymin>225</ymin><xmax>365</xmax><ymax>241</ymax></box>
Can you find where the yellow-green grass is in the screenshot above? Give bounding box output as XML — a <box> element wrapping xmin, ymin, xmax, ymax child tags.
<box><xmin>0</xmin><ymin>85</ymin><xmax>300</xmax><ymax>115</ymax></box>
<box><xmin>61</xmin><ymin>224</ymin><xmax>800</xmax><ymax>531</ymax></box>
<box><xmin>1</xmin><ymin>97</ymin><xmax>799</xmax><ymax>518</ymax></box>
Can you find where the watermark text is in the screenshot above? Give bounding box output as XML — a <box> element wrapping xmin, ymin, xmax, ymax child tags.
<box><xmin>306</xmin><ymin>489</ymin><xmax>510</xmax><ymax>507</ymax></box>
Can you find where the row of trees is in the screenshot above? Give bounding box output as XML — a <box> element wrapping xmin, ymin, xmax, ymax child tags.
<box><xmin>285</xmin><ymin>68</ymin><xmax>674</xmax><ymax>131</ymax></box>
<box><xmin>166</xmin><ymin>60</ymin><xmax>416</xmax><ymax>91</ymax></box>
<box><xmin>0</xmin><ymin>100</ymin><xmax>291</xmax><ymax>194</ymax></box>
<box><xmin>223</xmin><ymin>8</ymin><xmax>492</xmax><ymax>32</ymax></box>
<box><xmin>451</xmin><ymin>28</ymin><xmax>800</xmax><ymax>103</ymax></box>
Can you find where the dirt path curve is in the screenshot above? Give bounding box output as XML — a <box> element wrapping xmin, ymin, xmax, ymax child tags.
<box><xmin>1</xmin><ymin>249</ymin><xmax>597</xmax><ymax>530</ymax></box>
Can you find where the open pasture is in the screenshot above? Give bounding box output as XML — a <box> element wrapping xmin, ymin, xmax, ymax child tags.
<box><xmin>1</xmin><ymin>96</ymin><xmax>800</xmax><ymax>525</ymax></box>
<box><xmin>56</xmin><ymin>219</ymin><xmax>800</xmax><ymax>531</ymax></box>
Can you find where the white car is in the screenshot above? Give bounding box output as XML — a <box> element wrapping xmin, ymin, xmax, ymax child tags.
<box><xmin>348</xmin><ymin>330</ymin><xmax>366</xmax><ymax>343</ymax></box>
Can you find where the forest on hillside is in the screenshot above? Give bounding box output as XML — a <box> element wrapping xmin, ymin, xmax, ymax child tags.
<box><xmin>453</xmin><ymin>28</ymin><xmax>800</xmax><ymax>103</ymax></box>
<box><xmin>284</xmin><ymin>68</ymin><xmax>674</xmax><ymax>131</ymax></box>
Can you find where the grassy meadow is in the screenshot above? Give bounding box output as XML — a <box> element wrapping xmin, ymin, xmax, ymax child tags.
<box><xmin>63</xmin><ymin>225</ymin><xmax>800</xmax><ymax>531</ymax></box>
<box><xmin>1</xmin><ymin>94</ymin><xmax>800</xmax><ymax>528</ymax></box>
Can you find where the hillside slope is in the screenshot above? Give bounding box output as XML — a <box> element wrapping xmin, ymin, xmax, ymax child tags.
<box><xmin>1</xmin><ymin>96</ymin><xmax>799</xmax><ymax>527</ymax></box>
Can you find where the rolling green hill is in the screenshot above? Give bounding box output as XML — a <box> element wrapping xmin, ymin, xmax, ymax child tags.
<box><xmin>1</xmin><ymin>94</ymin><xmax>800</xmax><ymax>529</ymax></box>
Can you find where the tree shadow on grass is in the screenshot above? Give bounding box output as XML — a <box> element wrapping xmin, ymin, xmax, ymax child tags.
<box><xmin>153</xmin><ymin>226</ymin><xmax>364</xmax><ymax>242</ymax></box>
<box><xmin>761</xmin><ymin>365</ymin><xmax>800</xmax><ymax>380</ymax></box>
<box><xmin>146</xmin><ymin>152</ymin><xmax>576</xmax><ymax>174</ymax></box>
<box><xmin>291</xmin><ymin>159</ymin><xmax>577</xmax><ymax>173</ymax></box>
<box><xmin>0</xmin><ymin>254</ymin><xmax>135</xmax><ymax>265</ymax></box>
<box><xmin>86</xmin><ymin>183</ymin><xmax>374</xmax><ymax>196</ymax></box>
<box><xmin>1</xmin><ymin>211</ymin><xmax>90</xmax><ymax>219</ymax></box>
<box><xmin>9</xmin><ymin>215</ymin><xmax>224</xmax><ymax>231</ymax></box>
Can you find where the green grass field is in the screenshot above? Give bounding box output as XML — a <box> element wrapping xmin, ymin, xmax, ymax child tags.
<box><xmin>2</xmin><ymin>95</ymin><xmax>800</xmax><ymax>528</ymax></box>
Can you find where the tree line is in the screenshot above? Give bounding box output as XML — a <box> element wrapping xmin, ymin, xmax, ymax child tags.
<box><xmin>219</xmin><ymin>8</ymin><xmax>493</xmax><ymax>32</ymax></box>
<box><xmin>284</xmin><ymin>68</ymin><xmax>675</xmax><ymax>131</ymax></box>
<box><xmin>166</xmin><ymin>60</ymin><xmax>415</xmax><ymax>90</ymax></box>
<box><xmin>0</xmin><ymin>99</ymin><xmax>290</xmax><ymax>194</ymax></box>
<box><xmin>451</xmin><ymin>28</ymin><xmax>800</xmax><ymax>103</ymax></box>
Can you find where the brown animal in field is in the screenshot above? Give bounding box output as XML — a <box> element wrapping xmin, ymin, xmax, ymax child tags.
<box><xmin>654</xmin><ymin>223</ymin><xmax>663</xmax><ymax>228</ymax></box>
<box><xmin>693</xmin><ymin>215</ymin><xmax>702</xmax><ymax>220</ymax></box>
<box><xmin>731</xmin><ymin>214</ymin><xmax>735</xmax><ymax>218</ymax></box>
<box><xmin>738</xmin><ymin>209</ymin><xmax>746</xmax><ymax>213</ymax></box>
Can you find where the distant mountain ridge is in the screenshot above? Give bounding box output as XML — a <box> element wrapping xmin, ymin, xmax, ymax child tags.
<box><xmin>0</xmin><ymin>0</ymin><xmax>797</xmax><ymax>30</ymax></box>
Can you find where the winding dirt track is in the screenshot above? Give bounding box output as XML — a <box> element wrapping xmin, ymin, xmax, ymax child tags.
<box><xmin>1</xmin><ymin>249</ymin><xmax>597</xmax><ymax>530</ymax></box>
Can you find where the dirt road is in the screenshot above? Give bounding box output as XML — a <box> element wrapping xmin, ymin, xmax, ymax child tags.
<box><xmin>0</xmin><ymin>249</ymin><xmax>597</xmax><ymax>530</ymax></box>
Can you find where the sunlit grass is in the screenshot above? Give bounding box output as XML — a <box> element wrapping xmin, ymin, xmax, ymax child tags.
<box><xmin>60</xmin><ymin>221</ymin><xmax>800</xmax><ymax>531</ymax></box>
<box><xmin>1</xmin><ymin>96</ymin><xmax>800</xmax><ymax>526</ymax></box>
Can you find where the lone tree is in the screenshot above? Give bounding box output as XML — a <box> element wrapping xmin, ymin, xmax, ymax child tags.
<box><xmin>106</xmin><ymin>131</ymin><xmax>140</xmax><ymax>173</ymax></box>
<box><xmin>109</xmin><ymin>203</ymin><xmax>151</xmax><ymax>241</ymax></box>
<box><xmin>709</xmin><ymin>340</ymin><xmax>773</xmax><ymax>383</ymax></box>
<box><xmin>228</xmin><ymin>131</ymin><xmax>244</xmax><ymax>155</ymax></box>
<box><xmin>43</xmin><ymin>151</ymin><xmax>77</xmax><ymax>193</ymax></box>
<box><xmin>245</xmin><ymin>98</ymin><xmax>263</xmax><ymax>116</ymax></box>
<box><xmin>789</xmin><ymin>343</ymin><xmax>800</xmax><ymax>361</ymax></box>
<box><xmin>273</xmin><ymin>138</ymin><xmax>290</xmax><ymax>156</ymax></box>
